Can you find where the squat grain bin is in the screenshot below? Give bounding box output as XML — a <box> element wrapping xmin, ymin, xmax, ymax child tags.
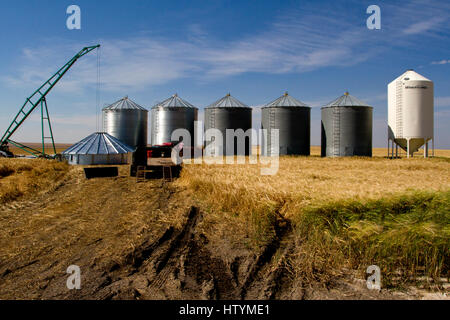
<box><xmin>321</xmin><ymin>92</ymin><xmax>373</xmax><ymax>157</ymax></box>
<box><xmin>261</xmin><ymin>92</ymin><xmax>310</xmax><ymax>156</ymax></box>
<box><xmin>103</xmin><ymin>97</ymin><xmax>148</xmax><ymax>149</ymax></box>
<box><xmin>388</xmin><ymin>70</ymin><xmax>434</xmax><ymax>158</ymax></box>
<box><xmin>204</xmin><ymin>93</ymin><xmax>252</xmax><ymax>156</ymax></box>
<box><xmin>151</xmin><ymin>94</ymin><xmax>198</xmax><ymax>146</ymax></box>
<box><xmin>62</xmin><ymin>132</ymin><xmax>134</xmax><ymax>165</ymax></box>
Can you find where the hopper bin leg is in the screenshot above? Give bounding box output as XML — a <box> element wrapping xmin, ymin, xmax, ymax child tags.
<box><xmin>390</xmin><ymin>140</ymin><xmax>394</xmax><ymax>158</ymax></box>
<box><xmin>407</xmin><ymin>139</ymin><xmax>410</xmax><ymax>158</ymax></box>
<box><xmin>391</xmin><ymin>140</ymin><xmax>394</xmax><ymax>158</ymax></box>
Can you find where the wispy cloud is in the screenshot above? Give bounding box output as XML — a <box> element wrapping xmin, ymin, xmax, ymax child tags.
<box><xmin>431</xmin><ymin>59</ymin><xmax>450</xmax><ymax>65</ymax></box>
<box><xmin>402</xmin><ymin>18</ymin><xmax>446</xmax><ymax>35</ymax></box>
<box><xmin>3</xmin><ymin>26</ymin><xmax>372</xmax><ymax>93</ymax></box>
<box><xmin>2</xmin><ymin>1</ymin><xmax>449</xmax><ymax>94</ymax></box>
<box><xmin>385</xmin><ymin>1</ymin><xmax>450</xmax><ymax>37</ymax></box>
<box><xmin>16</xmin><ymin>112</ymin><xmax>98</xmax><ymax>127</ymax></box>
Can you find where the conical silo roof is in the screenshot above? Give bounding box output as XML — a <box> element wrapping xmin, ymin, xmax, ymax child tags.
<box><xmin>103</xmin><ymin>96</ymin><xmax>147</xmax><ymax>111</ymax></box>
<box><xmin>62</xmin><ymin>132</ymin><xmax>135</xmax><ymax>155</ymax></box>
<box><xmin>392</xmin><ymin>69</ymin><xmax>431</xmax><ymax>83</ymax></box>
<box><xmin>263</xmin><ymin>92</ymin><xmax>309</xmax><ymax>108</ymax></box>
<box><xmin>323</xmin><ymin>92</ymin><xmax>371</xmax><ymax>108</ymax></box>
<box><xmin>206</xmin><ymin>93</ymin><xmax>249</xmax><ymax>109</ymax></box>
<box><xmin>152</xmin><ymin>93</ymin><xmax>197</xmax><ymax>109</ymax></box>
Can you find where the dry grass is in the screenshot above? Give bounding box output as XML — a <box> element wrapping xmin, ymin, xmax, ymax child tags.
<box><xmin>11</xmin><ymin>144</ymin><xmax>450</xmax><ymax>158</ymax></box>
<box><xmin>8</xmin><ymin>143</ymin><xmax>72</xmax><ymax>155</ymax></box>
<box><xmin>252</xmin><ymin>145</ymin><xmax>450</xmax><ymax>158</ymax></box>
<box><xmin>176</xmin><ymin>156</ymin><xmax>450</xmax><ymax>221</ymax></box>
<box><xmin>0</xmin><ymin>153</ymin><xmax>448</xmax><ymax>295</ymax></box>
<box><xmin>0</xmin><ymin>158</ymin><xmax>69</xmax><ymax>204</ymax></box>
<box><xmin>0</xmin><ymin>165</ymin><xmax>193</xmax><ymax>299</ymax></box>
<box><xmin>370</xmin><ymin>147</ymin><xmax>450</xmax><ymax>158</ymax></box>
<box><xmin>175</xmin><ymin>156</ymin><xmax>450</xmax><ymax>285</ymax></box>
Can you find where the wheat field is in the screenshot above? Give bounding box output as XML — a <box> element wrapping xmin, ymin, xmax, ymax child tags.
<box><xmin>176</xmin><ymin>155</ymin><xmax>450</xmax><ymax>219</ymax></box>
<box><xmin>0</xmin><ymin>151</ymin><xmax>448</xmax><ymax>293</ymax></box>
<box><xmin>0</xmin><ymin>158</ymin><xmax>68</xmax><ymax>204</ymax></box>
<box><xmin>175</xmin><ymin>155</ymin><xmax>450</xmax><ymax>285</ymax></box>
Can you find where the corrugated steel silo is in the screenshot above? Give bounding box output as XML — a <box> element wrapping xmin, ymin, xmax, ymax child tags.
<box><xmin>204</xmin><ymin>94</ymin><xmax>252</xmax><ymax>156</ymax></box>
<box><xmin>321</xmin><ymin>92</ymin><xmax>373</xmax><ymax>157</ymax></box>
<box><xmin>151</xmin><ymin>94</ymin><xmax>198</xmax><ymax>146</ymax></box>
<box><xmin>388</xmin><ymin>70</ymin><xmax>434</xmax><ymax>158</ymax></box>
<box><xmin>261</xmin><ymin>92</ymin><xmax>310</xmax><ymax>156</ymax></box>
<box><xmin>103</xmin><ymin>97</ymin><xmax>148</xmax><ymax>149</ymax></box>
<box><xmin>62</xmin><ymin>132</ymin><xmax>134</xmax><ymax>165</ymax></box>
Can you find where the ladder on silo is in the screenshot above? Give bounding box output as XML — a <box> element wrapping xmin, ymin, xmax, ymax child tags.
<box><xmin>332</xmin><ymin>108</ymin><xmax>340</xmax><ymax>157</ymax></box>
<box><xmin>269</xmin><ymin>109</ymin><xmax>276</xmax><ymax>156</ymax></box>
<box><xmin>209</xmin><ymin>110</ymin><xmax>216</xmax><ymax>156</ymax></box>
<box><xmin>396</xmin><ymin>81</ymin><xmax>403</xmax><ymax>138</ymax></box>
<box><xmin>153</xmin><ymin>111</ymin><xmax>159</xmax><ymax>144</ymax></box>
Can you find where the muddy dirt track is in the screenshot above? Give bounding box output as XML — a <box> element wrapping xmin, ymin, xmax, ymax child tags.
<box><xmin>0</xmin><ymin>168</ymin><xmax>442</xmax><ymax>300</ymax></box>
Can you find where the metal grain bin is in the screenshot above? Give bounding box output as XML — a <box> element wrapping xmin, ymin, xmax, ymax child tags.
<box><xmin>151</xmin><ymin>94</ymin><xmax>198</xmax><ymax>146</ymax></box>
<box><xmin>62</xmin><ymin>132</ymin><xmax>134</xmax><ymax>165</ymax></box>
<box><xmin>204</xmin><ymin>93</ymin><xmax>252</xmax><ymax>156</ymax></box>
<box><xmin>261</xmin><ymin>92</ymin><xmax>310</xmax><ymax>156</ymax></box>
<box><xmin>388</xmin><ymin>70</ymin><xmax>434</xmax><ymax>157</ymax></box>
<box><xmin>321</xmin><ymin>92</ymin><xmax>373</xmax><ymax>157</ymax></box>
<box><xmin>103</xmin><ymin>97</ymin><xmax>148</xmax><ymax>149</ymax></box>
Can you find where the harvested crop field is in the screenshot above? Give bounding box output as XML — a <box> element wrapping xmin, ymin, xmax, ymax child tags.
<box><xmin>7</xmin><ymin>143</ymin><xmax>72</xmax><ymax>156</ymax></box>
<box><xmin>0</xmin><ymin>153</ymin><xmax>449</xmax><ymax>300</ymax></box>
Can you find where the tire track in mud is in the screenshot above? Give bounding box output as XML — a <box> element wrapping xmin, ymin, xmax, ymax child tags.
<box><xmin>1</xmin><ymin>172</ymin><xmax>298</xmax><ymax>300</ymax></box>
<box><xmin>238</xmin><ymin>205</ymin><xmax>294</xmax><ymax>299</ymax></box>
<box><xmin>98</xmin><ymin>204</ymin><xmax>297</xmax><ymax>300</ymax></box>
<box><xmin>149</xmin><ymin>206</ymin><xmax>201</xmax><ymax>289</ymax></box>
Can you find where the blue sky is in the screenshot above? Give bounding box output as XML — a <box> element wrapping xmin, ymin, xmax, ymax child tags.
<box><xmin>0</xmin><ymin>0</ymin><xmax>449</xmax><ymax>147</ymax></box>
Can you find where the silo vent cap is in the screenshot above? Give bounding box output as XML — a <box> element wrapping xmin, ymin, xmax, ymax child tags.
<box><xmin>103</xmin><ymin>96</ymin><xmax>147</xmax><ymax>110</ymax></box>
<box><xmin>152</xmin><ymin>94</ymin><xmax>197</xmax><ymax>109</ymax></box>
<box><xmin>263</xmin><ymin>93</ymin><xmax>309</xmax><ymax>108</ymax></box>
<box><xmin>323</xmin><ymin>92</ymin><xmax>371</xmax><ymax>108</ymax></box>
<box><xmin>206</xmin><ymin>93</ymin><xmax>249</xmax><ymax>108</ymax></box>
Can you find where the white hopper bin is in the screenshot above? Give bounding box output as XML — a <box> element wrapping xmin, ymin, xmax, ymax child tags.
<box><xmin>387</xmin><ymin>70</ymin><xmax>434</xmax><ymax>158</ymax></box>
